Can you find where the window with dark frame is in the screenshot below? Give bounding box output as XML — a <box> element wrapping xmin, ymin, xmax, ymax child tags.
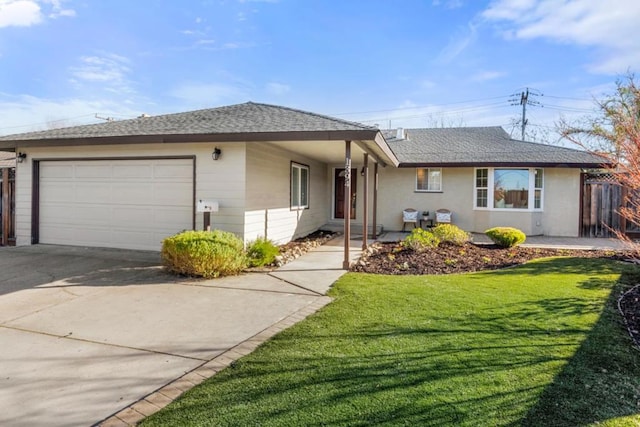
<box><xmin>291</xmin><ymin>162</ymin><xmax>309</xmax><ymax>209</ymax></box>
<box><xmin>416</xmin><ymin>168</ymin><xmax>442</xmax><ymax>192</ymax></box>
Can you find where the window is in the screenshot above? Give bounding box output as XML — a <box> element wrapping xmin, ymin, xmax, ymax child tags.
<box><xmin>494</xmin><ymin>169</ymin><xmax>529</xmax><ymax>209</ymax></box>
<box><xmin>416</xmin><ymin>168</ymin><xmax>442</xmax><ymax>192</ymax></box>
<box><xmin>291</xmin><ymin>162</ymin><xmax>309</xmax><ymax>209</ymax></box>
<box><xmin>534</xmin><ymin>168</ymin><xmax>543</xmax><ymax>209</ymax></box>
<box><xmin>474</xmin><ymin>167</ymin><xmax>544</xmax><ymax>211</ymax></box>
<box><xmin>475</xmin><ymin>168</ymin><xmax>488</xmax><ymax>208</ymax></box>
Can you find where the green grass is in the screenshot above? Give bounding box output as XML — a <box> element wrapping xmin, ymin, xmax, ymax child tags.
<box><xmin>142</xmin><ymin>258</ymin><xmax>640</xmax><ymax>426</ymax></box>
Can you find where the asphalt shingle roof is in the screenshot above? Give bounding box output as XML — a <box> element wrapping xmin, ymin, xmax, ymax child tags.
<box><xmin>387</xmin><ymin>126</ymin><xmax>606</xmax><ymax>167</ymax></box>
<box><xmin>0</xmin><ymin>102</ymin><xmax>376</xmax><ymax>143</ymax></box>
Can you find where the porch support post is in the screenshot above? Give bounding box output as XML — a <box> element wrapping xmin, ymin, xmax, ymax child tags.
<box><xmin>362</xmin><ymin>153</ymin><xmax>369</xmax><ymax>250</ymax></box>
<box><xmin>372</xmin><ymin>162</ymin><xmax>379</xmax><ymax>239</ymax></box>
<box><xmin>1</xmin><ymin>168</ymin><xmax>8</xmax><ymax>246</ymax></box>
<box><xmin>343</xmin><ymin>140</ymin><xmax>352</xmax><ymax>270</ymax></box>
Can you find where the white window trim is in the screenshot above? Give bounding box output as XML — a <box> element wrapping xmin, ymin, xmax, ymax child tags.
<box><xmin>291</xmin><ymin>162</ymin><xmax>310</xmax><ymax>210</ymax></box>
<box><xmin>473</xmin><ymin>167</ymin><xmax>544</xmax><ymax>212</ymax></box>
<box><xmin>415</xmin><ymin>167</ymin><xmax>442</xmax><ymax>192</ymax></box>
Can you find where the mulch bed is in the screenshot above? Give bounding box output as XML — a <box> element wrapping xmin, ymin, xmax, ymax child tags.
<box><xmin>351</xmin><ymin>241</ymin><xmax>623</xmax><ymax>275</ymax></box>
<box><xmin>618</xmin><ymin>285</ymin><xmax>640</xmax><ymax>351</ymax></box>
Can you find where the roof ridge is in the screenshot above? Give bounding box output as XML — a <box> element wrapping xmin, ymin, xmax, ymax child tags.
<box><xmin>244</xmin><ymin>101</ymin><xmax>377</xmax><ymax>130</ymax></box>
<box><xmin>507</xmin><ymin>137</ymin><xmax>601</xmax><ymax>154</ymax></box>
<box><xmin>403</xmin><ymin>126</ymin><xmax>505</xmax><ymax>131</ymax></box>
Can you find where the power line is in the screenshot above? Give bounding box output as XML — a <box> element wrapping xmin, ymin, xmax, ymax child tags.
<box><xmin>509</xmin><ymin>88</ymin><xmax>542</xmax><ymax>140</ymax></box>
<box><xmin>330</xmin><ymin>95</ymin><xmax>512</xmax><ymax>117</ymax></box>
<box><xmin>356</xmin><ymin>101</ymin><xmax>511</xmax><ymax>125</ymax></box>
<box><xmin>0</xmin><ymin>113</ymin><xmax>98</xmax><ymax>133</ymax></box>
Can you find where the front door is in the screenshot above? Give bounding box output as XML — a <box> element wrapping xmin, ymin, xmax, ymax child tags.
<box><xmin>334</xmin><ymin>168</ymin><xmax>357</xmax><ymax>219</ymax></box>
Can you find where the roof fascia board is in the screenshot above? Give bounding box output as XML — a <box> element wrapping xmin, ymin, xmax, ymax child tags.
<box><xmin>0</xmin><ymin>129</ymin><xmax>381</xmax><ymax>149</ymax></box>
<box><xmin>398</xmin><ymin>161</ymin><xmax>608</xmax><ymax>168</ymax></box>
<box><xmin>353</xmin><ymin>137</ymin><xmax>399</xmax><ymax>168</ymax></box>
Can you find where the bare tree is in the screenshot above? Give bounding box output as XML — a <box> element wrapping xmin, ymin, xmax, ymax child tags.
<box><xmin>424</xmin><ymin>113</ymin><xmax>466</xmax><ymax>128</ymax></box>
<box><xmin>557</xmin><ymin>74</ymin><xmax>640</xmax><ymax>245</ymax></box>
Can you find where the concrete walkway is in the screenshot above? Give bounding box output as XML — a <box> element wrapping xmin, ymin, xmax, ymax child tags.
<box><xmin>0</xmin><ymin>238</ymin><xmax>361</xmax><ymax>427</ymax></box>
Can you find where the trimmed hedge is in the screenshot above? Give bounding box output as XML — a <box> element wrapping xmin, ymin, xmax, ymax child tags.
<box><xmin>161</xmin><ymin>230</ymin><xmax>247</xmax><ymax>278</ymax></box>
<box><xmin>485</xmin><ymin>227</ymin><xmax>526</xmax><ymax>248</ymax></box>
<box><xmin>432</xmin><ymin>224</ymin><xmax>471</xmax><ymax>246</ymax></box>
<box><xmin>402</xmin><ymin>228</ymin><xmax>441</xmax><ymax>251</ymax></box>
<box><xmin>246</xmin><ymin>237</ymin><xmax>280</xmax><ymax>267</ymax></box>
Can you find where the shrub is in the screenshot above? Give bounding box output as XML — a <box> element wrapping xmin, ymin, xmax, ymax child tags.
<box><xmin>485</xmin><ymin>227</ymin><xmax>526</xmax><ymax>248</ymax></box>
<box><xmin>161</xmin><ymin>230</ymin><xmax>247</xmax><ymax>278</ymax></box>
<box><xmin>246</xmin><ymin>237</ymin><xmax>280</xmax><ymax>267</ymax></box>
<box><xmin>432</xmin><ymin>224</ymin><xmax>471</xmax><ymax>246</ymax></box>
<box><xmin>402</xmin><ymin>228</ymin><xmax>441</xmax><ymax>251</ymax></box>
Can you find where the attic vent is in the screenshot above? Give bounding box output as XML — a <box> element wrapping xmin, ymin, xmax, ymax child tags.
<box><xmin>396</xmin><ymin>128</ymin><xmax>405</xmax><ymax>140</ymax></box>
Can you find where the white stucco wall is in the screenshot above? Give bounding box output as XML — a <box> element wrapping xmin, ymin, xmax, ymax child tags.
<box><xmin>540</xmin><ymin>168</ymin><xmax>582</xmax><ymax>236</ymax></box>
<box><xmin>244</xmin><ymin>142</ymin><xmax>329</xmax><ymax>244</ymax></box>
<box><xmin>376</xmin><ymin>166</ymin><xmax>583</xmax><ymax>236</ymax></box>
<box><xmin>14</xmin><ymin>142</ymin><xmax>247</xmax><ymax>246</ymax></box>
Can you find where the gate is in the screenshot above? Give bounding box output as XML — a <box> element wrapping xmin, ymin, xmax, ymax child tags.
<box><xmin>0</xmin><ymin>167</ymin><xmax>15</xmax><ymax>246</ymax></box>
<box><xmin>581</xmin><ymin>172</ymin><xmax>623</xmax><ymax>238</ymax></box>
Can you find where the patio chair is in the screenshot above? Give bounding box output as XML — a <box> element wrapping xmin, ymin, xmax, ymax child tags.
<box><xmin>402</xmin><ymin>208</ymin><xmax>419</xmax><ymax>231</ymax></box>
<box><xmin>435</xmin><ymin>208</ymin><xmax>452</xmax><ymax>225</ymax></box>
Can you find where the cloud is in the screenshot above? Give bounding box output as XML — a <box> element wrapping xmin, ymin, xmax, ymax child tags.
<box><xmin>265</xmin><ymin>82</ymin><xmax>290</xmax><ymax>96</ymax></box>
<box><xmin>0</xmin><ymin>0</ymin><xmax>74</xmax><ymax>28</ymax></box>
<box><xmin>69</xmin><ymin>53</ymin><xmax>135</xmax><ymax>95</ymax></box>
<box><xmin>471</xmin><ymin>70</ymin><xmax>507</xmax><ymax>82</ymax></box>
<box><xmin>0</xmin><ymin>93</ymin><xmax>141</xmax><ymax>135</ymax></box>
<box><xmin>0</xmin><ymin>0</ymin><xmax>42</xmax><ymax>27</ymax></box>
<box><xmin>436</xmin><ymin>22</ymin><xmax>478</xmax><ymax>63</ymax></box>
<box><xmin>168</xmin><ymin>82</ymin><xmax>249</xmax><ymax>106</ymax></box>
<box><xmin>432</xmin><ymin>0</ymin><xmax>463</xmax><ymax>9</ymax></box>
<box><xmin>420</xmin><ymin>80</ymin><xmax>437</xmax><ymax>89</ymax></box>
<box><xmin>482</xmin><ymin>0</ymin><xmax>640</xmax><ymax>74</ymax></box>
<box><xmin>44</xmin><ymin>0</ymin><xmax>74</xmax><ymax>18</ymax></box>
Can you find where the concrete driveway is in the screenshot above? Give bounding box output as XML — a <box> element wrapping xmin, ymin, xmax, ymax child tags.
<box><xmin>0</xmin><ymin>244</ymin><xmax>332</xmax><ymax>426</ymax></box>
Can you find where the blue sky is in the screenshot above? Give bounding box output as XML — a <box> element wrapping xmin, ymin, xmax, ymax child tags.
<box><xmin>0</xmin><ymin>0</ymin><xmax>638</xmax><ymax>143</ymax></box>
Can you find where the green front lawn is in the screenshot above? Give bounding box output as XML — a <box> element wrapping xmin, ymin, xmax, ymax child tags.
<box><xmin>143</xmin><ymin>258</ymin><xmax>640</xmax><ymax>426</ymax></box>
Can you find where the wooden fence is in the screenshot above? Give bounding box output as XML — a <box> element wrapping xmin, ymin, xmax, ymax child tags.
<box><xmin>581</xmin><ymin>172</ymin><xmax>626</xmax><ymax>238</ymax></box>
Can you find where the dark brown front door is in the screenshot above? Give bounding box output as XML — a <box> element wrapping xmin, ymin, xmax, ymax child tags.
<box><xmin>334</xmin><ymin>168</ymin><xmax>356</xmax><ymax>219</ymax></box>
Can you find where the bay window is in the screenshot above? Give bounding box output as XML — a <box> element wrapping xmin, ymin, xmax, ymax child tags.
<box><xmin>474</xmin><ymin>168</ymin><xmax>543</xmax><ymax>210</ymax></box>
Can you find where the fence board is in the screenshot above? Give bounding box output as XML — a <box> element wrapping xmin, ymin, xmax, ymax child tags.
<box><xmin>582</xmin><ymin>173</ymin><xmax>624</xmax><ymax>237</ymax></box>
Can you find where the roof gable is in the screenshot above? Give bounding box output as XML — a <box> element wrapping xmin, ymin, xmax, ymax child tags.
<box><xmin>388</xmin><ymin>126</ymin><xmax>606</xmax><ymax>168</ymax></box>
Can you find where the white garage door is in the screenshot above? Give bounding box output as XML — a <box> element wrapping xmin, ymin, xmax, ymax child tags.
<box><xmin>39</xmin><ymin>158</ymin><xmax>194</xmax><ymax>251</ymax></box>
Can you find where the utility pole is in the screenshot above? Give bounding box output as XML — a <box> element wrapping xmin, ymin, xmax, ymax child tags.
<box><xmin>509</xmin><ymin>88</ymin><xmax>542</xmax><ymax>140</ymax></box>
